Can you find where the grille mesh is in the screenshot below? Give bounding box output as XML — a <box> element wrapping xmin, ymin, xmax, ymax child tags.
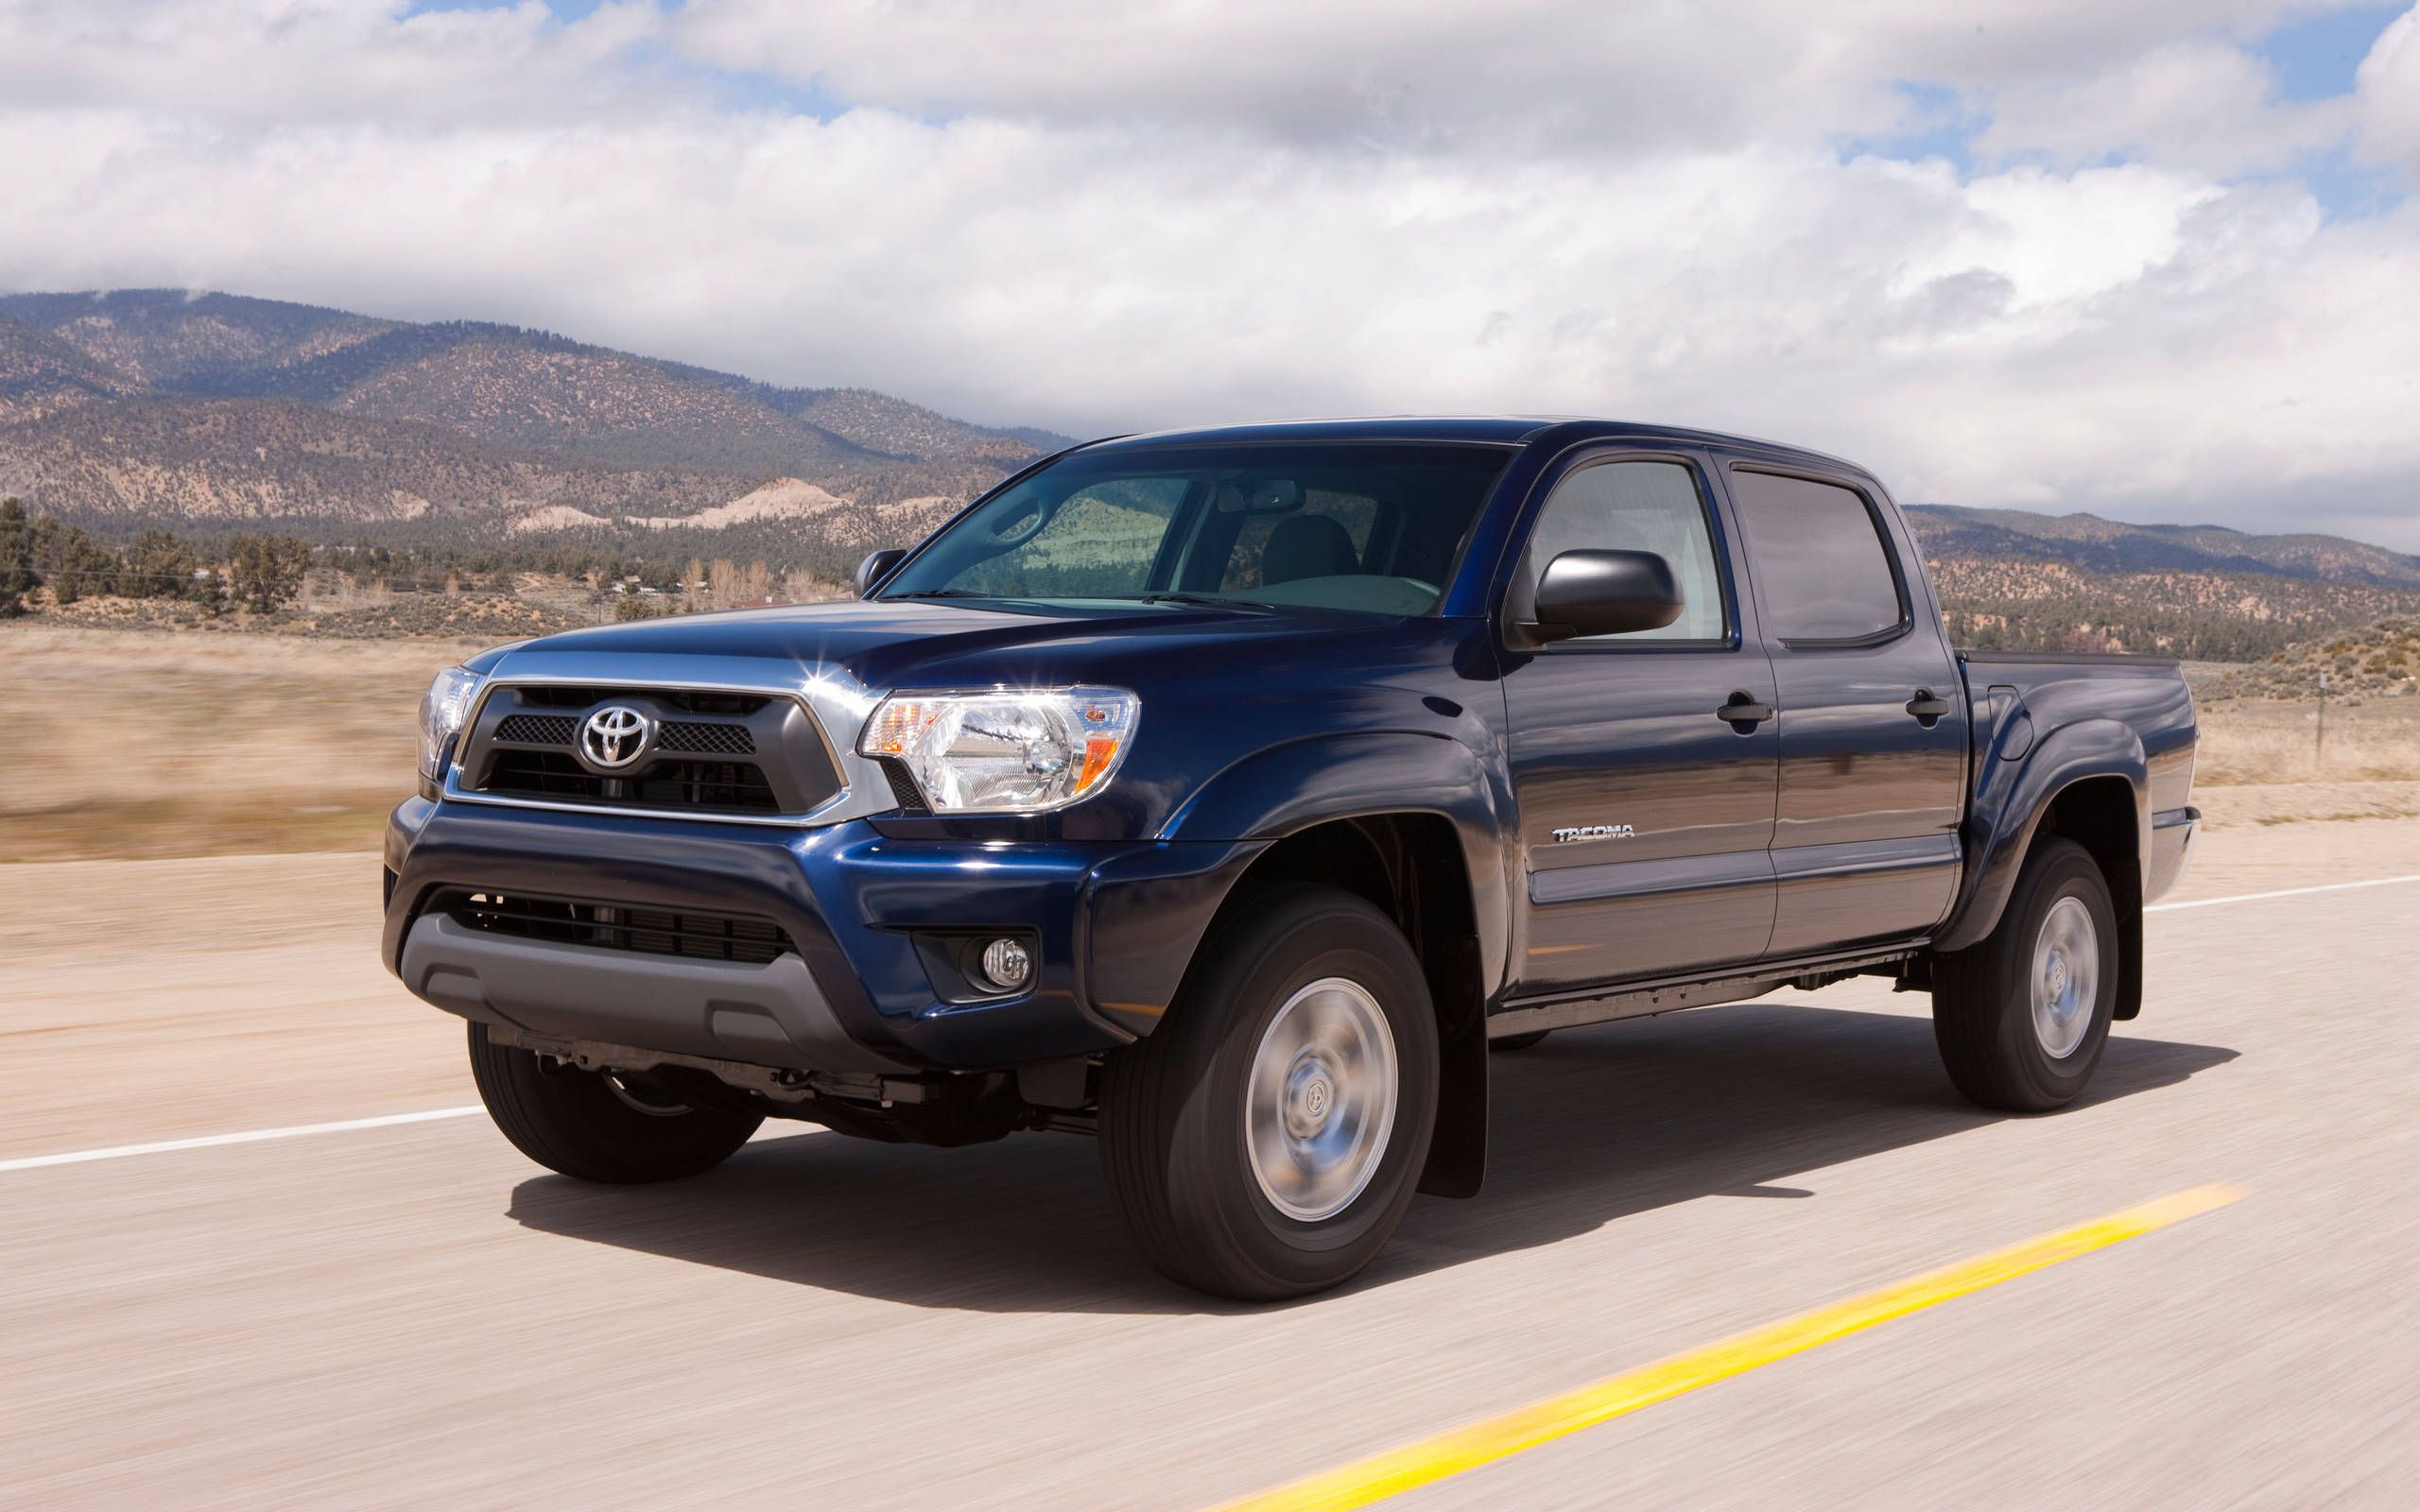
<box><xmin>658</xmin><ymin>721</ymin><xmax>756</xmax><ymax>756</ymax></box>
<box><xmin>494</xmin><ymin>714</ymin><xmax>579</xmax><ymax>746</ymax></box>
<box><xmin>490</xmin><ymin>713</ymin><xmax>752</xmax><ymax>756</ymax></box>
<box><xmin>480</xmin><ymin>750</ymin><xmax>781</xmax><ymax>814</ymax></box>
<box><xmin>437</xmin><ymin>888</ymin><xmax>794</xmax><ymax>965</ymax></box>
<box><xmin>881</xmin><ymin>758</ymin><xmax>930</xmax><ymax>814</ymax></box>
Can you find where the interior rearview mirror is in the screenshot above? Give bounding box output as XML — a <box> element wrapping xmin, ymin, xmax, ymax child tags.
<box><xmin>856</xmin><ymin>548</ymin><xmax>908</xmax><ymax>598</ymax></box>
<box><xmin>1214</xmin><ymin>479</ymin><xmax>1306</xmax><ymax>514</ymax></box>
<box><xmin>1528</xmin><ymin>549</ymin><xmax>1684</xmax><ymax>643</ymax></box>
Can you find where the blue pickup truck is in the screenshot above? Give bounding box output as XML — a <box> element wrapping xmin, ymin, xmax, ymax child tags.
<box><xmin>385</xmin><ymin>418</ymin><xmax>2199</xmax><ymax>1299</ymax></box>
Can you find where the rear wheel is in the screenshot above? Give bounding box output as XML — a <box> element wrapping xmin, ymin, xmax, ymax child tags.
<box><xmin>1931</xmin><ymin>838</ymin><xmax>2118</xmax><ymax>1111</ymax></box>
<box><xmin>466</xmin><ymin>1023</ymin><xmax>763</xmax><ymax>1182</ymax></box>
<box><xmin>1098</xmin><ymin>885</ymin><xmax>1440</xmax><ymax>1301</ymax></box>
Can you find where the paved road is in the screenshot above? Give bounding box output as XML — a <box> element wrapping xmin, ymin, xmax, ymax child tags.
<box><xmin>5</xmin><ymin>822</ymin><xmax>2417</xmax><ymax>1508</ymax></box>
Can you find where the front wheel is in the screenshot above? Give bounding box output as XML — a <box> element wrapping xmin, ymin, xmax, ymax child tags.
<box><xmin>1098</xmin><ymin>885</ymin><xmax>1440</xmax><ymax>1301</ymax></box>
<box><xmin>467</xmin><ymin>1023</ymin><xmax>764</xmax><ymax>1182</ymax></box>
<box><xmin>1931</xmin><ymin>837</ymin><xmax>2118</xmax><ymax>1111</ymax></box>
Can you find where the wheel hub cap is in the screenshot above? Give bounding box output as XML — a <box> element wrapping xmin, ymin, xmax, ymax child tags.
<box><xmin>2031</xmin><ymin>895</ymin><xmax>2100</xmax><ymax>1059</ymax></box>
<box><xmin>1246</xmin><ymin>977</ymin><xmax>1398</xmax><ymax>1223</ymax></box>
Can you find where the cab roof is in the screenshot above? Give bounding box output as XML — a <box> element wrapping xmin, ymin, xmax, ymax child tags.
<box><xmin>1080</xmin><ymin>416</ymin><xmax>1874</xmax><ymax>481</ymax></box>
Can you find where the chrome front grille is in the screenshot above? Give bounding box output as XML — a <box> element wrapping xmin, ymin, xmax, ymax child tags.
<box><xmin>454</xmin><ymin>681</ymin><xmax>843</xmax><ymax>821</ymax></box>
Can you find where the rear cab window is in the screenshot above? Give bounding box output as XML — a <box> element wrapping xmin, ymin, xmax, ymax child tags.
<box><xmin>1725</xmin><ymin>469</ymin><xmax>1907</xmax><ymax>645</ymax></box>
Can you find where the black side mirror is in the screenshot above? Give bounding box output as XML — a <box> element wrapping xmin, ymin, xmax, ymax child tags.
<box><xmin>1528</xmin><ymin>549</ymin><xmax>1684</xmax><ymax>643</ymax></box>
<box><xmin>855</xmin><ymin>549</ymin><xmax>907</xmax><ymax>598</ymax></box>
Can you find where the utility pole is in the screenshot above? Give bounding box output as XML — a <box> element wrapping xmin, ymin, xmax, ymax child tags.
<box><xmin>2317</xmin><ymin>670</ymin><xmax>2328</xmax><ymax>768</ymax></box>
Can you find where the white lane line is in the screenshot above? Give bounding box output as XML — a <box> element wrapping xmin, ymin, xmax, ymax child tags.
<box><xmin>2148</xmin><ymin>873</ymin><xmax>2420</xmax><ymax>913</ymax></box>
<box><xmin>9</xmin><ymin>873</ymin><xmax>2415</xmax><ymax>1177</ymax></box>
<box><xmin>0</xmin><ymin>1106</ymin><xmax>483</xmax><ymax>1174</ymax></box>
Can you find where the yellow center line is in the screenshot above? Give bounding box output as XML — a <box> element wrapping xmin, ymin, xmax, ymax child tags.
<box><xmin>1212</xmin><ymin>1182</ymin><xmax>2248</xmax><ymax>1512</ymax></box>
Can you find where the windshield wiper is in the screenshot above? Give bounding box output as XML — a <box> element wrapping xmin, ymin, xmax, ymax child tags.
<box><xmin>885</xmin><ymin>588</ymin><xmax>994</xmax><ymax>600</ymax></box>
<box><xmin>1127</xmin><ymin>593</ymin><xmax>1274</xmax><ymax>612</ymax></box>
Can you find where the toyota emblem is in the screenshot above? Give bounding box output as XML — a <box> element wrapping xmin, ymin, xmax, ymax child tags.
<box><xmin>579</xmin><ymin>705</ymin><xmax>653</xmax><ymax>769</ymax></box>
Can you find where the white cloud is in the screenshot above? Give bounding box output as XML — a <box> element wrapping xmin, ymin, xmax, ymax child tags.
<box><xmin>2</xmin><ymin>0</ymin><xmax>2417</xmax><ymax>545</ymax></box>
<box><xmin>1975</xmin><ymin>39</ymin><xmax>2348</xmax><ymax>174</ymax></box>
<box><xmin>2356</xmin><ymin>4</ymin><xmax>2420</xmax><ymax>172</ymax></box>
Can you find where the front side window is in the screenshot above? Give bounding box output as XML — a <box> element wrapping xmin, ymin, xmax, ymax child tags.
<box><xmin>879</xmin><ymin>443</ymin><xmax>1512</xmax><ymax>616</ymax></box>
<box><xmin>1521</xmin><ymin>458</ymin><xmax>1728</xmax><ymax>642</ymax></box>
<box><xmin>1727</xmin><ymin>470</ymin><xmax>1904</xmax><ymax>644</ymax></box>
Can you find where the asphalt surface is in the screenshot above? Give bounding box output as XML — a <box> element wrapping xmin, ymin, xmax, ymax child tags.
<box><xmin>5</xmin><ymin>821</ymin><xmax>2417</xmax><ymax>1508</ymax></box>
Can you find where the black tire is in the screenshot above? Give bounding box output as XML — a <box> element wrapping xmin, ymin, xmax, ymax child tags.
<box><xmin>466</xmin><ymin>1023</ymin><xmax>763</xmax><ymax>1182</ymax></box>
<box><xmin>1931</xmin><ymin>838</ymin><xmax>2119</xmax><ymax>1112</ymax></box>
<box><xmin>1098</xmin><ymin>884</ymin><xmax>1441</xmax><ymax>1301</ymax></box>
<box><xmin>1492</xmin><ymin>1030</ymin><xmax>1552</xmax><ymax>1052</ymax></box>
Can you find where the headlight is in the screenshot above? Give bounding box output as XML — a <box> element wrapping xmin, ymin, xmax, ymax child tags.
<box><xmin>858</xmin><ymin>686</ymin><xmax>1139</xmax><ymax>814</ymax></box>
<box><xmin>417</xmin><ymin>665</ymin><xmax>483</xmax><ymax>783</ymax></box>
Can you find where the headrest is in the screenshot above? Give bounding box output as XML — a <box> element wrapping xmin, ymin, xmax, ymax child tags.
<box><xmin>1263</xmin><ymin>514</ymin><xmax>1357</xmax><ymax>583</ymax></box>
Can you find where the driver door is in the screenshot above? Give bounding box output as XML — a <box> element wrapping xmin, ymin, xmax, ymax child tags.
<box><xmin>1501</xmin><ymin>452</ymin><xmax>1780</xmax><ymax>994</ymax></box>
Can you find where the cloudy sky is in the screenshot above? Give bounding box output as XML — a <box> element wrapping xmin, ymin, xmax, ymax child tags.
<box><xmin>3</xmin><ymin>1</ymin><xmax>2417</xmax><ymax>544</ymax></box>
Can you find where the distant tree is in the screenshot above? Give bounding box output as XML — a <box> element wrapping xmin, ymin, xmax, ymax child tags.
<box><xmin>227</xmin><ymin>534</ymin><xmax>313</xmax><ymax>614</ymax></box>
<box><xmin>119</xmin><ymin>529</ymin><xmax>199</xmax><ymax>600</ymax></box>
<box><xmin>0</xmin><ymin>498</ymin><xmax>37</xmax><ymax>617</ymax></box>
<box><xmin>26</xmin><ymin>514</ymin><xmax>119</xmax><ymax>606</ymax></box>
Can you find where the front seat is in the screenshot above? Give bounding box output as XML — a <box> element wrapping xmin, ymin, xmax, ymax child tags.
<box><xmin>1262</xmin><ymin>515</ymin><xmax>1358</xmax><ymax>583</ymax></box>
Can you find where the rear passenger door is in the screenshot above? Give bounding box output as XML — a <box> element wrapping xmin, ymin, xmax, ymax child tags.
<box><xmin>1500</xmin><ymin>452</ymin><xmax>1780</xmax><ymax>993</ymax></box>
<box><xmin>1724</xmin><ymin>466</ymin><xmax>1966</xmax><ymax>955</ymax></box>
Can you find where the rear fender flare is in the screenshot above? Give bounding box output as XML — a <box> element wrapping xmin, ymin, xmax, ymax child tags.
<box><xmin>1934</xmin><ymin>717</ymin><xmax>2148</xmax><ymax>954</ymax></box>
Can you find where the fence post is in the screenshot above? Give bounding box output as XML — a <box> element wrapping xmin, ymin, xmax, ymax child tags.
<box><xmin>2316</xmin><ymin>670</ymin><xmax>2327</xmax><ymax>768</ymax></box>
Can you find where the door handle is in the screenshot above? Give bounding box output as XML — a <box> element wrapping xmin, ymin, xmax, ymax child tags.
<box><xmin>1906</xmin><ymin>689</ymin><xmax>1952</xmax><ymax>726</ymax></box>
<box><xmin>1716</xmin><ymin>693</ymin><xmax>1774</xmax><ymax>730</ymax></box>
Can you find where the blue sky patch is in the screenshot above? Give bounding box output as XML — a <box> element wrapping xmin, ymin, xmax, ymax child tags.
<box><xmin>1841</xmin><ymin>81</ymin><xmax>1982</xmax><ymax>173</ymax></box>
<box><xmin>2257</xmin><ymin>3</ymin><xmax>2402</xmax><ymax>101</ymax></box>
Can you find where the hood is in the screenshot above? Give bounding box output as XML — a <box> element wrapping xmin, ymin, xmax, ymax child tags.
<box><xmin>475</xmin><ymin>596</ymin><xmax>1377</xmax><ymax>695</ymax></box>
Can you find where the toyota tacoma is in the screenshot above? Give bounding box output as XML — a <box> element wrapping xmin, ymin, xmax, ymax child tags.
<box><xmin>385</xmin><ymin>418</ymin><xmax>2199</xmax><ymax>1299</ymax></box>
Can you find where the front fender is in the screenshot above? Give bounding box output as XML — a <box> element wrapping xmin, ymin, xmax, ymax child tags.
<box><xmin>1934</xmin><ymin>716</ymin><xmax>2148</xmax><ymax>954</ymax></box>
<box><xmin>1158</xmin><ymin>730</ymin><xmax>1514</xmax><ymax>990</ymax></box>
<box><xmin>1159</xmin><ymin>729</ymin><xmax>1513</xmax><ymax>1199</ymax></box>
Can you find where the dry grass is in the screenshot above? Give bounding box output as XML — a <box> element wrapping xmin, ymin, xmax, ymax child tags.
<box><xmin>2188</xmin><ymin>696</ymin><xmax>2420</xmax><ymax>826</ymax></box>
<box><xmin>0</xmin><ymin>626</ymin><xmax>474</xmax><ymax>862</ymax></box>
<box><xmin>7</xmin><ymin>627</ymin><xmax>2419</xmax><ymax>861</ymax></box>
<box><xmin>2193</xmin><ymin>696</ymin><xmax>2420</xmax><ymax>785</ymax></box>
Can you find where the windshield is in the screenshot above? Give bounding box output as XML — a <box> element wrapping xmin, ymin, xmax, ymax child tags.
<box><xmin>877</xmin><ymin>442</ymin><xmax>1514</xmax><ymax>616</ymax></box>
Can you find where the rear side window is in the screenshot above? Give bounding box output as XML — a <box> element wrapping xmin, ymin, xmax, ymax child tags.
<box><xmin>1728</xmin><ymin>470</ymin><xmax>1904</xmax><ymax>643</ymax></box>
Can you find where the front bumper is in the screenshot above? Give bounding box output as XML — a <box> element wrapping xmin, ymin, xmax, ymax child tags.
<box><xmin>383</xmin><ymin>797</ymin><xmax>1261</xmax><ymax>1074</ymax></box>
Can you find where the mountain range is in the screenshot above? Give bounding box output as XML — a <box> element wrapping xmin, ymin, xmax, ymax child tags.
<box><xmin>5</xmin><ymin>288</ymin><xmax>2417</xmax><ymax>656</ymax></box>
<box><xmin>0</xmin><ymin>288</ymin><xmax>1068</xmax><ymax>560</ymax></box>
<box><xmin>1903</xmin><ymin>506</ymin><xmax>2420</xmax><ymax>590</ymax></box>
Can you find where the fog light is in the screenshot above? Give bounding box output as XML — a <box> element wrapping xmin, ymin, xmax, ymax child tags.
<box><xmin>977</xmin><ymin>936</ymin><xmax>1032</xmax><ymax>991</ymax></box>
